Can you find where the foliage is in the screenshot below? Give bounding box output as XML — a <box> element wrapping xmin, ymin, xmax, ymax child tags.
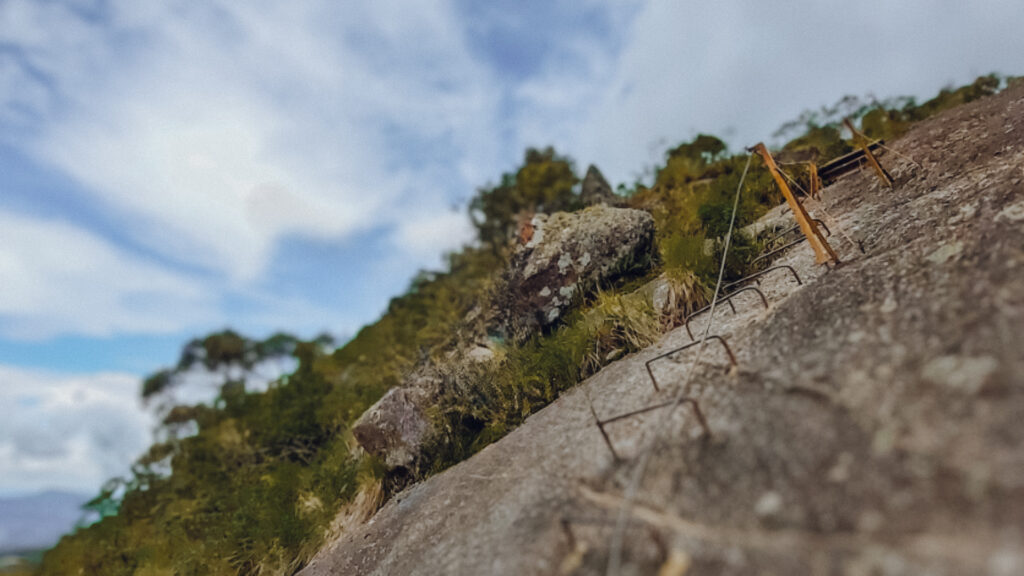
<box><xmin>775</xmin><ymin>73</ymin><xmax>1004</xmax><ymax>160</ymax></box>
<box><xmin>141</xmin><ymin>330</ymin><xmax>318</xmax><ymax>404</ymax></box>
<box><xmin>654</xmin><ymin>133</ymin><xmax>728</xmax><ymax>189</ymax></box>
<box><xmin>780</xmin><ymin>123</ymin><xmax>853</xmax><ymax>161</ymax></box>
<box><xmin>316</xmin><ymin>246</ymin><xmax>503</xmax><ymax>428</ymax></box>
<box><xmin>0</xmin><ymin>553</ymin><xmax>42</xmax><ymax>576</ymax></box>
<box><xmin>40</xmin><ymin>250</ymin><xmax>504</xmax><ymax>576</ymax></box>
<box><xmin>859</xmin><ymin>73</ymin><xmax>1002</xmax><ymax>141</ymax></box>
<box><xmin>469</xmin><ymin>147</ymin><xmax>580</xmax><ymax>249</ymax></box>
<box><xmin>41</xmin><ymin>341</ymin><xmax>360</xmax><ymax>576</ymax></box>
<box><xmin>424</xmin><ymin>289</ymin><xmax>664</xmax><ymax>470</ymax></box>
<box><xmin>628</xmin><ymin>139</ymin><xmax>779</xmax><ymax>294</ymax></box>
<box><xmin>39</xmin><ymin>246</ymin><xmax>500</xmax><ymax>575</ymax></box>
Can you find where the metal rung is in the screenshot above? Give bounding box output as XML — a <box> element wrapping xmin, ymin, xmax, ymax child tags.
<box><xmin>684</xmin><ymin>287</ymin><xmax>769</xmax><ymax>341</ymax></box>
<box><xmin>590</xmin><ymin>397</ymin><xmax>710</xmax><ymax>461</ymax></box>
<box><xmin>645</xmin><ymin>334</ymin><xmax>737</xmax><ymax>390</ymax></box>
<box><xmin>722</xmin><ymin>264</ymin><xmax>802</xmax><ymax>292</ymax></box>
<box><xmin>752</xmin><ymin>236</ymin><xmax>806</xmax><ymax>265</ymax></box>
<box><xmin>765</xmin><ymin>218</ymin><xmax>831</xmax><ymax>247</ymax></box>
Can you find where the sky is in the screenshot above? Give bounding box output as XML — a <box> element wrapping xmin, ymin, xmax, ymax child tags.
<box><xmin>1</xmin><ymin>0</ymin><xmax>1022</xmax><ymax>496</ymax></box>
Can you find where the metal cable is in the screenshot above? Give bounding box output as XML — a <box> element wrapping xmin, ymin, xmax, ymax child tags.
<box><xmin>604</xmin><ymin>152</ymin><xmax>755</xmax><ymax>575</ymax></box>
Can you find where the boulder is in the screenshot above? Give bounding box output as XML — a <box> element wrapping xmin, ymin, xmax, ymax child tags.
<box><xmin>351</xmin><ymin>370</ymin><xmax>442</xmax><ymax>469</ymax></box>
<box><xmin>351</xmin><ymin>387</ymin><xmax>430</xmax><ymax>469</ymax></box>
<box><xmin>580</xmin><ymin>165</ymin><xmax>622</xmax><ymax>207</ymax></box>
<box><xmin>492</xmin><ymin>205</ymin><xmax>656</xmax><ymax>342</ymax></box>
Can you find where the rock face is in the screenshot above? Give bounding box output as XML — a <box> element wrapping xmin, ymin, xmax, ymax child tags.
<box><xmin>492</xmin><ymin>205</ymin><xmax>656</xmax><ymax>342</ymax></box>
<box><xmin>580</xmin><ymin>164</ymin><xmax>622</xmax><ymax>207</ymax></box>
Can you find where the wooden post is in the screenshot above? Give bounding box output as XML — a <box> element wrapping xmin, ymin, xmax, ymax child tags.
<box><xmin>808</xmin><ymin>162</ymin><xmax>822</xmax><ymax>199</ymax></box>
<box><xmin>752</xmin><ymin>143</ymin><xmax>839</xmax><ymax>265</ymax></box>
<box><xmin>843</xmin><ymin>118</ymin><xmax>893</xmax><ymax>187</ymax></box>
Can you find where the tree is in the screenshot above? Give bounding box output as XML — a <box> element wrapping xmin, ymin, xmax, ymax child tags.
<box><xmin>469</xmin><ymin>146</ymin><xmax>580</xmax><ymax>249</ymax></box>
<box><xmin>41</xmin><ymin>331</ymin><xmax>349</xmax><ymax>575</ymax></box>
<box><xmin>140</xmin><ymin>330</ymin><xmax>335</xmax><ymax>424</ymax></box>
<box><xmin>654</xmin><ymin>134</ymin><xmax>728</xmax><ymax>189</ymax></box>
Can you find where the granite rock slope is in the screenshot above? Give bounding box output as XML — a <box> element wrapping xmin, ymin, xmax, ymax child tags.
<box><xmin>303</xmin><ymin>84</ymin><xmax>1024</xmax><ymax>576</ymax></box>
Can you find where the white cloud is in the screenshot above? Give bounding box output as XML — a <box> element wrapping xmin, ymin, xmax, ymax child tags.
<box><xmin>0</xmin><ymin>364</ymin><xmax>153</xmax><ymax>495</ymax></box>
<box><xmin>1</xmin><ymin>0</ymin><xmax>501</xmax><ymax>282</ymax></box>
<box><xmin>0</xmin><ymin>55</ymin><xmax>50</xmax><ymax>128</ymax></box>
<box><xmin>512</xmin><ymin>32</ymin><xmax>617</xmax><ymax>157</ymax></box>
<box><xmin>557</xmin><ymin>0</ymin><xmax>1024</xmax><ymax>186</ymax></box>
<box><xmin>389</xmin><ymin>208</ymin><xmax>475</xmax><ymax>266</ymax></box>
<box><xmin>0</xmin><ymin>211</ymin><xmax>216</xmax><ymax>339</ymax></box>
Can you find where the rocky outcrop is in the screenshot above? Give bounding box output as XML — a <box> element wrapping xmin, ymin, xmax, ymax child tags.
<box><xmin>353</xmin><ymin>205</ymin><xmax>656</xmax><ymax>469</ymax></box>
<box><xmin>580</xmin><ymin>165</ymin><xmax>622</xmax><ymax>207</ymax></box>
<box><xmin>492</xmin><ymin>205</ymin><xmax>656</xmax><ymax>342</ymax></box>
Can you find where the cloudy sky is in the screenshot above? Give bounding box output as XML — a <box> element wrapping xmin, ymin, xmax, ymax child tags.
<box><xmin>1</xmin><ymin>0</ymin><xmax>1022</xmax><ymax>496</ymax></box>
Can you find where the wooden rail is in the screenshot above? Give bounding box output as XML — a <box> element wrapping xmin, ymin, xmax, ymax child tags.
<box><xmin>818</xmin><ymin>141</ymin><xmax>886</xmax><ymax>185</ymax></box>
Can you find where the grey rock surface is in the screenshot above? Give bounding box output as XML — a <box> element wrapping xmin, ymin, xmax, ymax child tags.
<box><xmin>493</xmin><ymin>205</ymin><xmax>655</xmax><ymax>342</ymax></box>
<box><xmin>351</xmin><ymin>367</ymin><xmax>445</xmax><ymax>469</ymax></box>
<box><xmin>351</xmin><ymin>387</ymin><xmax>432</xmax><ymax>469</ymax></box>
<box><xmin>302</xmin><ymin>85</ymin><xmax>1024</xmax><ymax>576</ymax></box>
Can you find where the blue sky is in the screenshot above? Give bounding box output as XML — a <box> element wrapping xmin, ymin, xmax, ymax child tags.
<box><xmin>1</xmin><ymin>0</ymin><xmax>1022</xmax><ymax>495</ymax></box>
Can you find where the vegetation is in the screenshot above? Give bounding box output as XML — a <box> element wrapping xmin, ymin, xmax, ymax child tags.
<box><xmin>470</xmin><ymin>147</ymin><xmax>580</xmax><ymax>251</ymax></box>
<box><xmin>39</xmin><ymin>248</ymin><xmax>505</xmax><ymax>576</ymax></box>
<box><xmin>140</xmin><ymin>331</ymin><xmax>323</xmax><ymax>415</ymax></box>
<box><xmin>42</xmin><ymin>340</ymin><xmax>360</xmax><ymax>575</ymax></box>
<box><xmin>0</xmin><ymin>550</ymin><xmax>44</xmax><ymax>576</ymax></box>
<box><xmin>775</xmin><ymin>73</ymin><xmax>1005</xmax><ymax>153</ymax></box>
<box><xmin>424</xmin><ymin>286</ymin><xmax>669</xmax><ymax>470</ymax></box>
<box><xmin>36</xmin><ymin>75</ymin><xmax>1007</xmax><ymax>575</ymax></box>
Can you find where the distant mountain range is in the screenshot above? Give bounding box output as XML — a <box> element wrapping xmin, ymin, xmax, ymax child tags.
<box><xmin>0</xmin><ymin>491</ymin><xmax>90</xmax><ymax>553</ymax></box>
